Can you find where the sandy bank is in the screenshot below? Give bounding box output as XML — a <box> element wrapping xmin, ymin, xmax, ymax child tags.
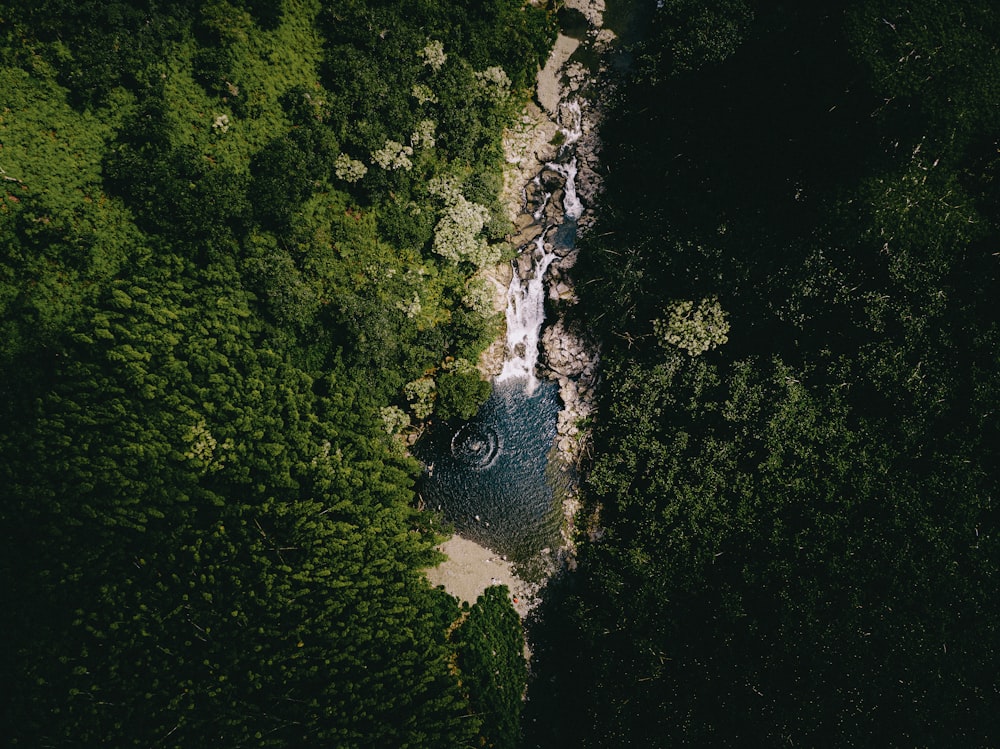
<box><xmin>425</xmin><ymin>536</ymin><xmax>539</xmax><ymax>618</ymax></box>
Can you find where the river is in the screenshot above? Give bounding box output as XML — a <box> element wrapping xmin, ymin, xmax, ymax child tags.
<box><xmin>416</xmin><ymin>98</ymin><xmax>587</xmax><ymax>573</ymax></box>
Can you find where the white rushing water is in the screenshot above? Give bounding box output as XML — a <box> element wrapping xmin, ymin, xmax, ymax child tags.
<box><xmin>497</xmin><ymin>99</ymin><xmax>584</xmax><ymax>392</ymax></box>
<box><xmin>498</xmin><ymin>235</ymin><xmax>559</xmax><ymax>390</ymax></box>
<box><xmin>544</xmin><ymin>158</ymin><xmax>583</xmax><ymax>220</ymax></box>
<box><xmin>415</xmin><ymin>93</ymin><xmax>596</xmax><ymax>567</ymax></box>
<box><xmin>558</xmin><ymin>99</ymin><xmax>583</xmax><ymax>147</ymax></box>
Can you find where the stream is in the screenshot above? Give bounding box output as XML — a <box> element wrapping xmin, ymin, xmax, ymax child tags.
<box><xmin>416</xmin><ymin>101</ymin><xmax>585</xmax><ymax>570</ymax></box>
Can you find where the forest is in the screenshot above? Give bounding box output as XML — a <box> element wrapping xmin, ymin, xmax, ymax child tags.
<box><xmin>0</xmin><ymin>0</ymin><xmax>551</xmax><ymax>745</ymax></box>
<box><xmin>525</xmin><ymin>0</ymin><xmax>1000</xmax><ymax>746</ymax></box>
<box><xmin>3</xmin><ymin>0</ymin><xmax>999</xmax><ymax>746</ymax></box>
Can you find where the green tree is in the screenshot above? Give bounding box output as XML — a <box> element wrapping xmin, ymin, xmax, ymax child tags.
<box><xmin>436</xmin><ymin>366</ymin><xmax>491</xmax><ymax>420</ymax></box>
<box><xmin>652</xmin><ymin>296</ymin><xmax>729</xmax><ymax>356</ymax></box>
<box><xmin>455</xmin><ymin>586</ymin><xmax>527</xmax><ymax>749</ymax></box>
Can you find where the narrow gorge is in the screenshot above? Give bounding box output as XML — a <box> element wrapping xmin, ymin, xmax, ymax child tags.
<box><xmin>423</xmin><ymin>3</ymin><xmax>612</xmax><ymax>602</ymax></box>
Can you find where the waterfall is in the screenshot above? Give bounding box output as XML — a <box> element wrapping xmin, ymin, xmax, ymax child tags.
<box><xmin>416</xmin><ymin>92</ymin><xmax>598</xmax><ymax>566</ymax></box>
<box><xmin>544</xmin><ymin>158</ymin><xmax>583</xmax><ymax>220</ymax></box>
<box><xmin>498</xmin><ymin>236</ymin><xmax>559</xmax><ymax>390</ymax></box>
<box><xmin>497</xmin><ymin>99</ymin><xmax>584</xmax><ymax>392</ymax></box>
<box><xmin>557</xmin><ymin>99</ymin><xmax>583</xmax><ymax>147</ymax></box>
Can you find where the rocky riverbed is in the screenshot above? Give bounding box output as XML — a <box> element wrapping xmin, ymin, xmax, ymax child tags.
<box><xmin>491</xmin><ymin>0</ymin><xmax>614</xmax><ymax>560</ymax></box>
<box><xmin>432</xmin><ymin>0</ymin><xmax>615</xmax><ymax>608</ymax></box>
<box><xmin>500</xmin><ymin>11</ymin><xmax>612</xmax><ymax>467</ymax></box>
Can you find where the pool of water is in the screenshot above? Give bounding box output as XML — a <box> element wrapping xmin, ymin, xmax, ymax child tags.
<box><xmin>415</xmin><ymin>378</ymin><xmax>568</xmax><ymax>567</ymax></box>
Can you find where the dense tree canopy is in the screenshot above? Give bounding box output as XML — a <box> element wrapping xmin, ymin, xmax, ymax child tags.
<box><xmin>0</xmin><ymin>0</ymin><xmax>553</xmax><ymax>745</ymax></box>
<box><xmin>526</xmin><ymin>0</ymin><xmax>1000</xmax><ymax>746</ymax></box>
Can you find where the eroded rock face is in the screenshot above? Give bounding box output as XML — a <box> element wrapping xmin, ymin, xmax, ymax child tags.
<box><xmin>490</xmin><ymin>0</ymin><xmax>615</xmax><ymax>464</ymax></box>
<box><xmin>500</xmin><ymin>101</ymin><xmax>560</xmax><ymax>224</ymax></box>
<box><xmin>541</xmin><ymin>320</ymin><xmax>599</xmax><ymax>462</ymax></box>
<box><xmin>477</xmin><ymin>338</ymin><xmax>508</xmax><ymax>380</ymax></box>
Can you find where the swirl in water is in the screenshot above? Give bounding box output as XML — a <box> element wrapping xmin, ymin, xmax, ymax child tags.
<box><xmin>450</xmin><ymin>423</ymin><xmax>502</xmax><ymax>470</ymax></box>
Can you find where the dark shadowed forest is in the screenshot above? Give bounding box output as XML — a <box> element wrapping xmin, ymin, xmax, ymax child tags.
<box><xmin>525</xmin><ymin>1</ymin><xmax>1000</xmax><ymax>746</ymax></box>
<box><xmin>2</xmin><ymin>0</ymin><xmax>998</xmax><ymax>746</ymax></box>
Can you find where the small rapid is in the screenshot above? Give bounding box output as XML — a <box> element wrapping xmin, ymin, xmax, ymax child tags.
<box><xmin>497</xmin><ymin>235</ymin><xmax>558</xmax><ymax>390</ymax></box>
<box><xmin>497</xmin><ymin>100</ymin><xmax>584</xmax><ymax>391</ymax></box>
<box><xmin>416</xmin><ymin>98</ymin><xmax>586</xmax><ymax>568</ymax></box>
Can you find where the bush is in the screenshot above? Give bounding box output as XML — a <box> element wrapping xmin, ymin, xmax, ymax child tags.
<box><xmin>436</xmin><ymin>367</ymin><xmax>491</xmax><ymax>421</ymax></box>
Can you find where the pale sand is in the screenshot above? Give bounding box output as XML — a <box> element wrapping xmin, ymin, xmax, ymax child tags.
<box><xmin>425</xmin><ymin>535</ymin><xmax>538</xmax><ymax>618</ymax></box>
<box><xmin>536</xmin><ymin>33</ymin><xmax>580</xmax><ymax>117</ymax></box>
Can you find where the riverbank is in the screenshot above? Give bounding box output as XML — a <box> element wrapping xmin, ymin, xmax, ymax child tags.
<box><xmin>425</xmin><ymin>536</ymin><xmax>540</xmax><ymax>617</ymax></box>
<box><xmin>426</xmin><ymin>0</ymin><xmax>614</xmax><ymax>611</ymax></box>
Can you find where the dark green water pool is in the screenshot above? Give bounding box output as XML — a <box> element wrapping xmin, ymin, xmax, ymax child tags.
<box><xmin>415</xmin><ymin>377</ymin><xmax>568</xmax><ymax>566</ymax></box>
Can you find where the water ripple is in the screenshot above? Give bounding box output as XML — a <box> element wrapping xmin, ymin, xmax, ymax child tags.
<box><xmin>450</xmin><ymin>423</ymin><xmax>502</xmax><ymax>469</ymax></box>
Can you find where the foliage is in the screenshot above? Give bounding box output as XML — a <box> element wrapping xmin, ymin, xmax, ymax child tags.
<box><xmin>636</xmin><ymin>0</ymin><xmax>754</xmax><ymax>80</ymax></box>
<box><xmin>420</xmin><ymin>39</ymin><xmax>448</xmax><ymax>72</ymax></box>
<box><xmin>371</xmin><ymin>138</ymin><xmax>415</xmax><ymax>171</ymax></box>
<box><xmin>429</xmin><ymin>175</ymin><xmax>502</xmax><ymax>268</ymax></box>
<box><xmin>652</xmin><ymin>296</ymin><xmax>729</xmax><ymax>355</ymax></box>
<box><xmin>0</xmin><ymin>1</ymin><xmax>553</xmax><ymax>745</ymax></box>
<box><xmin>436</xmin><ymin>359</ymin><xmax>493</xmax><ymax>421</ymax></box>
<box><xmin>404</xmin><ymin>375</ymin><xmax>437</xmax><ymax>420</ymax></box>
<box><xmin>454</xmin><ymin>586</ymin><xmax>527</xmax><ymax>749</ymax></box>
<box><xmin>1</xmin><ymin>259</ymin><xmax>481</xmax><ymax>746</ymax></box>
<box><xmin>380</xmin><ymin>404</ymin><xmax>412</xmax><ymax>436</ymax></box>
<box><xmin>0</xmin><ymin>67</ymin><xmax>137</xmax><ymax>359</ymax></box>
<box><xmin>334</xmin><ymin>152</ymin><xmax>368</xmax><ymax>182</ymax></box>
<box><xmin>526</xmin><ymin>1</ymin><xmax>1000</xmax><ymax>746</ymax></box>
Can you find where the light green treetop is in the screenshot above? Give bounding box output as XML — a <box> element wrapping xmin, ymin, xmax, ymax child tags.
<box><xmin>653</xmin><ymin>297</ymin><xmax>730</xmax><ymax>356</ymax></box>
<box><xmin>420</xmin><ymin>40</ymin><xmax>447</xmax><ymax>71</ymax></box>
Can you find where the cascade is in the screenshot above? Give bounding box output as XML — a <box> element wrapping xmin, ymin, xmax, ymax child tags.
<box><xmin>497</xmin><ymin>100</ymin><xmax>583</xmax><ymax>391</ymax></box>
<box><xmin>497</xmin><ymin>235</ymin><xmax>558</xmax><ymax>390</ymax></box>
<box><xmin>415</xmin><ymin>98</ymin><xmax>587</xmax><ymax>564</ymax></box>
